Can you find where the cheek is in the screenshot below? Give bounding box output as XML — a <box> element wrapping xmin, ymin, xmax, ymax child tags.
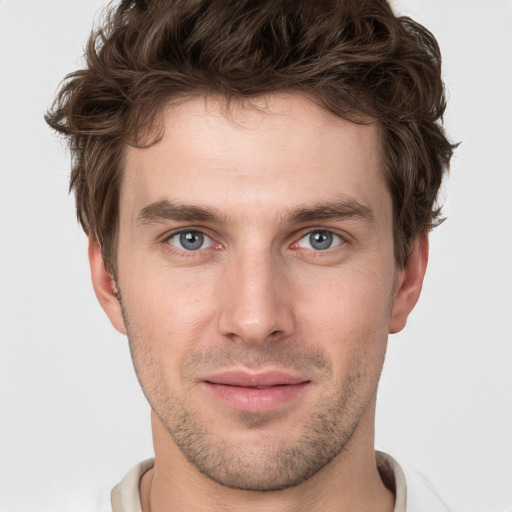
<box><xmin>124</xmin><ymin>278</ymin><xmax>215</xmax><ymax>349</ymax></box>
<box><xmin>294</xmin><ymin>265</ymin><xmax>393</xmax><ymax>371</ymax></box>
<box><xmin>297</xmin><ymin>263</ymin><xmax>394</xmax><ymax>331</ymax></box>
<box><xmin>119</xmin><ymin>271</ymin><xmax>214</xmax><ymax>403</ymax></box>
<box><xmin>120</xmin><ymin>265</ymin><xmax>223</xmax><ymax>384</ymax></box>
<box><xmin>119</xmin><ymin>247</ymin><xmax>216</xmax><ymax>322</ymax></box>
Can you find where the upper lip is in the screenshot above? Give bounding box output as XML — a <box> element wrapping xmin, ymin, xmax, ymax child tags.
<box><xmin>203</xmin><ymin>370</ymin><xmax>310</xmax><ymax>388</ymax></box>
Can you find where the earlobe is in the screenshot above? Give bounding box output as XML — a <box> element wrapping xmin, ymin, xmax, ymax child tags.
<box><xmin>389</xmin><ymin>235</ymin><xmax>429</xmax><ymax>334</ymax></box>
<box><xmin>88</xmin><ymin>237</ymin><xmax>127</xmax><ymax>335</ymax></box>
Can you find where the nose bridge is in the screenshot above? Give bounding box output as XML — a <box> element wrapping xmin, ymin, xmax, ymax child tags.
<box><xmin>217</xmin><ymin>244</ymin><xmax>293</xmax><ymax>344</ymax></box>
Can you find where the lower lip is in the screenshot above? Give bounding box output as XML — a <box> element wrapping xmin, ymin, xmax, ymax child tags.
<box><xmin>203</xmin><ymin>382</ymin><xmax>309</xmax><ymax>413</ymax></box>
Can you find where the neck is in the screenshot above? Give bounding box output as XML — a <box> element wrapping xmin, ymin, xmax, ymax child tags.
<box><xmin>140</xmin><ymin>407</ymin><xmax>395</xmax><ymax>512</ymax></box>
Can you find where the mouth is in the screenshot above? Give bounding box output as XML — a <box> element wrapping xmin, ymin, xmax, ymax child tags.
<box><xmin>201</xmin><ymin>370</ymin><xmax>311</xmax><ymax>413</ymax></box>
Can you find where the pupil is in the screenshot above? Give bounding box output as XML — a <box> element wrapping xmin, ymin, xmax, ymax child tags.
<box><xmin>310</xmin><ymin>231</ymin><xmax>332</xmax><ymax>250</ymax></box>
<box><xmin>180</xmin><ymin>231</ymin><xmax>204</xmax><ymax>250</ymax></box>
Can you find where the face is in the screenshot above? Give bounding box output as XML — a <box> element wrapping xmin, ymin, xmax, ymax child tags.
<box><xmin>90</xmin><ymin>93</ymin><xmax>426</xmax><ymax>491</ymax></box>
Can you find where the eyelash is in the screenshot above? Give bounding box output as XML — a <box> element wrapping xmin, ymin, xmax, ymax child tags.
<box><xmin>164</xmin><ymin>229</ymin><xmax>219</xmax><ymax>257</ymax></box>
<box><xmin>294</xmin><ymin>230</ymin><xmax>345</xmax><ymax>252</ymax></box>
<box><xmin>163</xmin><ymin>228</ymin><xmax>347</xmax><ymax>257</ymax></box>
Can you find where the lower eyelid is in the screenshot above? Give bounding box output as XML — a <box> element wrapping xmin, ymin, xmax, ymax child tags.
<box><xmin>163</xmin><ymin>229</ymin><xmax>346</xmax><ymax>254</ymax></box>
<box><xmin>296</xmin><ymin>231</ymin><xmax>344</xmax><ymax>250</ymax></box>
<box><xmin>166</xmin><ymin>230</ymin><xmax>214</xmax><ymax>251</ymax></box>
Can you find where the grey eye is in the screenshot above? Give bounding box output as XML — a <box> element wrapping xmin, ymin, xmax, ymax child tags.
<box><xmin>297</xmin><ymin>230</ymin><xmax>342</xmax><ymax>251</ymax></box>
<box><xmin>168</xmin><ymin>231</ymin><xmax>213</xmax><ymax>251</ymax></box>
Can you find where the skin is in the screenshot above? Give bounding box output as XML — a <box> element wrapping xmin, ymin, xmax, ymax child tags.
<box><xmin>89</xmin><ymin>93</ymin><xmax>428</xmax><ymax>512</ymax></box>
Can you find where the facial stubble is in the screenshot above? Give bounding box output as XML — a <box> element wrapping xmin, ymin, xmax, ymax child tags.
<box><xmin>120</xmin><ymin>295</ymin><xmax>388</xmax><ymax>492</ymax></box>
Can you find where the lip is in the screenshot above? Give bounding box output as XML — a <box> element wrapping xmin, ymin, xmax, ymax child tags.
<box><xmin>201</xmin><ymin>370</ymin><xmax>310</xmax><ymax>413</ymax></box>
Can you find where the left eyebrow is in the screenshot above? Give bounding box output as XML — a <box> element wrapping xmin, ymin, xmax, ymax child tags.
<box><xmin>287</xmin><ymin>200</ymin><xmax>375</xmax><ymax>224</ymax></box>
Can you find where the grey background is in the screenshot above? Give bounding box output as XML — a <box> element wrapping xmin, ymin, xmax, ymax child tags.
<box><xmin>0</xmin><ymin>1</ymin><xmax>511</xmax><ymax>511</ymax></box>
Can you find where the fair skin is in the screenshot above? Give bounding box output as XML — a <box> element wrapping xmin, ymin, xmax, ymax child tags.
<box><xmin>90</xmin><ymin>93</ymin><xmax>427</xmax><ymax>512</ymax></box>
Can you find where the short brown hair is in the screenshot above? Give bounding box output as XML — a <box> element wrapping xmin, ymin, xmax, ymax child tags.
<box><xmin>46</xmin><ymin>0</ymin><xmax>455</xmax><ymax>271</ymax></box>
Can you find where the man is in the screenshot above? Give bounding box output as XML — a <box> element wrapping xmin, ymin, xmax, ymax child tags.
<box><xmin>46</xmin><ymin>0</ymin><xmax>454</xmax><ymax>510</ymax></box>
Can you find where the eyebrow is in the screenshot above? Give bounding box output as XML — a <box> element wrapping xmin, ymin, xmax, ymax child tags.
<box><xmin>287</xmin><ymin>200</ymin><xmax>375</xmax><ymax>224</ymax></box>
<box><xmin>136</xmin><ymin>198</ymin><xmax>375</xmax><ymax>226</ymax></box>
<box><xmin>137</xmin><ymin>200</ymin><xmax>225</xmax><ymax>225</ymax></box>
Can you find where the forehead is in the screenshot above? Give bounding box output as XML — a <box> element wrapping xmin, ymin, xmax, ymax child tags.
<box><xmin>121</xmin><ymin>93</ymin><xmax>386</xmax><ymax>220</ymax></box>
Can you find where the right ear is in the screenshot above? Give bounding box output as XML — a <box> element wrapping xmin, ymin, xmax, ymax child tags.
<box><xmin>88</xmin><ymin>237</ymin><xmax>127</xmax><ymax>335</ymax></box>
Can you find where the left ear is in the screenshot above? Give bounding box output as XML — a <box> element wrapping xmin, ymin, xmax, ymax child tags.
<box><xmin>389</xmin><ymin>235</ymin><xmax>429</xmax><ymax>334</ymax></box>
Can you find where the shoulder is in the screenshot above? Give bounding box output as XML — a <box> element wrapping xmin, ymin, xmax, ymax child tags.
<box><xmin>377</xmin><ymin>451</ymin><xmax>450</xmax><ymax>512</ymax></box>
<box><xmin>97</xmin><ymin>458</ymin><xmax>155</xmax><ymax>512</ymax></box>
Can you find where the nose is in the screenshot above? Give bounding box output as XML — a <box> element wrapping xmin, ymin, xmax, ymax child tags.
<box><xmin>217</xmin><ymin>249</ymin><xmax>295</xmax><ymax>345</ymax></box>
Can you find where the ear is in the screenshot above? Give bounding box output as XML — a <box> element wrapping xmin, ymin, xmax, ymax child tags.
<box><xmin>389</xmin><ymin>235</ymin><xmax>429</xmax><ymax>334</ymax></box>
<box><xmin>88</xmin><ymin>237</ymin><xmax>127</xmax><ymax>335</ymax></box>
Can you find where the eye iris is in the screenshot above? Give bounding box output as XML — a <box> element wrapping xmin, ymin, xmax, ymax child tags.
<box><xmin>180</xmin><ymin>231</ymin><xmax>204</xmax><ymax>250</ymax></box>
<box><xmin>309</xmin><ymin>231</ymin><xmax>333</xmax><ymax>250</ymax></box>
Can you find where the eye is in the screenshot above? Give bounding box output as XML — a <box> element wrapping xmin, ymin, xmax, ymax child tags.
<box><xmin>167</xmin><ymin>230</ymin><xmax>214</xmax><ymax>251</ymax></box>
<box><xmin>297</xmin><ymin>230</ymin><xmax>343</xmax><ymax>251</ymax></box>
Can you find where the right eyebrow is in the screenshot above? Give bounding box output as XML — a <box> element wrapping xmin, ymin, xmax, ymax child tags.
<box><xmin>136</xmin><ymin>200</ymin><xmax>226</xmax><ymax>226</ymax></box>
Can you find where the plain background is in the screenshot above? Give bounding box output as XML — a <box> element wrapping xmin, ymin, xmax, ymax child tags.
<box><xmin>0</xmin><ymin>1</ymin><xmax>511</xmax><ymax>511</ymax></box>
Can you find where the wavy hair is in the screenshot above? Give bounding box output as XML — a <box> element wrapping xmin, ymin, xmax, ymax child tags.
<box><xmin>46</xmin><ymin>0</ymin><xmax>455</xmax><ymax>270</ymax></box>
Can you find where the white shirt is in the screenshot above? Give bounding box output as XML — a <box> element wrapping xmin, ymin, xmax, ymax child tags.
<box><xmin>97</xmin><ymin>452</ymin><xmax>449</xmax><ymax>512</ymax></box>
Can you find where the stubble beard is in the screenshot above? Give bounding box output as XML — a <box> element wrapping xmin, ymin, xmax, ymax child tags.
<box><xmin>157</xmin><ymin>381</ymin><xmax>365</xmax><ymax>491</ymax></box>
<box><xmin>117</xmin><ymin>276</ymin><xmax>388</xmax><ymax>492</ymax></box>
<box><xmin>125</xmin><ymin>327</ymin><xmax>383</xmax><ymax>492</ymax></box>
